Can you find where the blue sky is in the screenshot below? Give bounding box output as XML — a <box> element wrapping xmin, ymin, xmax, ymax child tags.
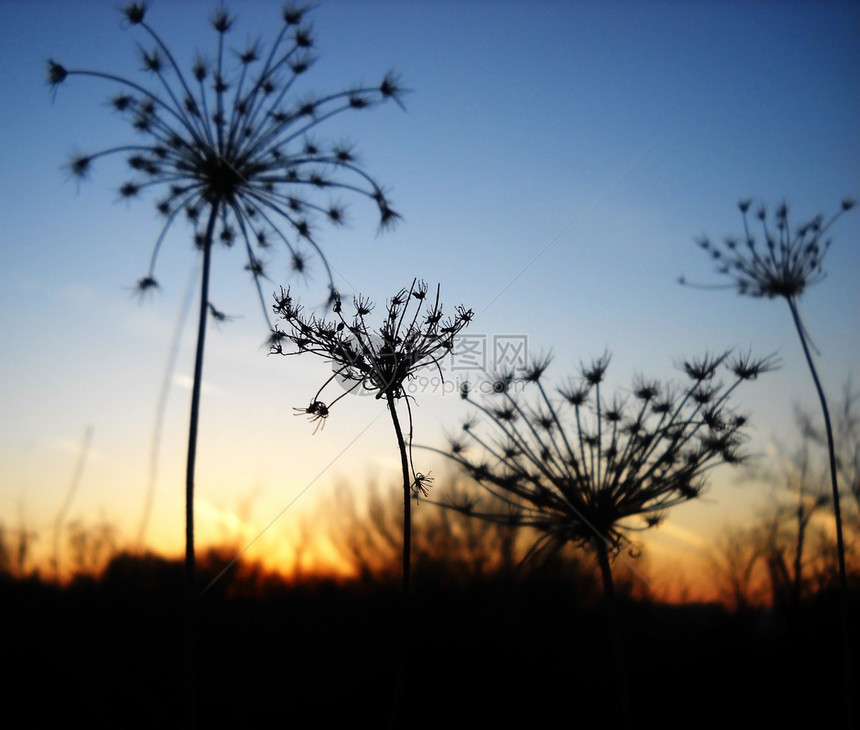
<box><xmin>1</xmin><ymin>0</ymin><xmax>858</xmax><ymax>588</ymax></box>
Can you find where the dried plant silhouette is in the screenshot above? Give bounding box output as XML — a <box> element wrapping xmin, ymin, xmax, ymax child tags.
<box><xmin>426</xmin><ymin>350</ymin><xmax>776</xmax><ymax>729</ymax></box>
<box><xmin>681</xmin><ymin>197</ymin><xmax>856</xmax><ymax>727</ymax></box>
<box><xmin>48</xmin><ymin>3</ymin><xmax>404</xmax><ymax>725</ymax></box>
<box><xmin>270</xmin><ymin>279</ymin><xmax>472</xmax><ymax>725</ymax></box>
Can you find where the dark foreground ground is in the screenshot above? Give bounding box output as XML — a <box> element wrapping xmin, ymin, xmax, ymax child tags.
<box><xmin>5</xmin><ymin>555</ymin><xmax>858</xmax><ymax>729</ymax></box>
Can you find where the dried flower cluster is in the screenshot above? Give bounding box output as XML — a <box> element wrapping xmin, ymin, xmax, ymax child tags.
<box><xmin>432</xmin><ymin>350</ymin><xmax>778</xmax><ymax>562</ymax></box>
<box><xmin>271</xmin><ymin>279</ymin><xmax>473</xmax><ymax>446</ymax></box>
<box><xmin>685</xmin><ymin>198</ymin><xmax>855</xmax><ymax>300</ymax></box>
<box><xmin>271</xmin><ymin>278</ymin><xmax>473</xmax><ymax>620</ymax></box>
<box><xmin>49</xmin><ymin>2</ymin><xmax>404</xmax><ymax>320</ymax></box>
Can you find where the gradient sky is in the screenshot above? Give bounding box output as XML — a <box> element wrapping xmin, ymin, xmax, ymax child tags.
<box><xmin>1</xmin><ymin>0</ymin><xmax>858</xmax><ymax>592</ymax></box>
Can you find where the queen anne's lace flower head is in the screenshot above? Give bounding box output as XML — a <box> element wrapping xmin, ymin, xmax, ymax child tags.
<box><xmin>429</xmin><ymin>350</ymin><xmax>777</xmax><ymax>560</ymax></box>
<box><xmin>271</xmin><ymin>279</ymin><xmax>473</xmax><ymax>494</ymax></box>
<box><xmin>683</xmin><ymin>198</ymin><xmax>855</xmax><ymax>300</ymax></box>
<box><xmin>49</xmin><ymin>2</ymin><xmax>405</xmax><ymax>323</ymax></box>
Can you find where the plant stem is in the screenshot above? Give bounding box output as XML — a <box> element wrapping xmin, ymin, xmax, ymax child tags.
<box><xmin>787</xmin><ymin>296</ymin><xmax>852</xmax><ymax>729</ymax></box>
<box><xmin>387</xmin><ymin>395</ymin><xmax>412</xmax><ymax>598</ymax></box>
<box><xmin>138</xmin><ymin>264</ymin><xmax>198</xmax><ymax>550</ymax></box>
<box><xmin>386</xmin><ymin>391</ymin><xmax>411</xmax><ymax>728</ymax></box>
<box><xmin>184</xmin><ymin>205</ymin><xmax>219</xmax><ymax>729</ymax></box>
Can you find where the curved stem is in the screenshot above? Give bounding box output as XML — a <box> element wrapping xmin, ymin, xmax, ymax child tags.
<box><xmin>787</xmin><ymin>296</ymin><xmax>852</xmax><ymax>728</ymax></box>
<box><xmin>184</xmin><ymin>204</ymin><xmax>219</xmax><ymax>729</ymax></box>
<box><xmin>386</xmin><ymin>392</ymin><xmax>412</xmax><ymax>598</ymax></box>
<box><xmin>386</xmin><ymin>392</ymin><xmax>411</xmax><ymax>728</ymax></box>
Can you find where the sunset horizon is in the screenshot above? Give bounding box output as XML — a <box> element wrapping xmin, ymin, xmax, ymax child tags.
<box><xmin>2</xmin><ymin>0</ymin><xmax>858</xmax><ymax>727</ymax></box>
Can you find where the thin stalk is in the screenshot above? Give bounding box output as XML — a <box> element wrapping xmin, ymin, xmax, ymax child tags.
<box><xmin>787</xmin><ymin>296</ymin><xmax>852</xmax><ymax>729</ymax></box>
<box><xmin>184</xmin><ymin>204</ymin><xmax>220</xmax><ymax>730</ymax></box>
<box><xmin>386</xmin><ymin>391</ymin><xmax>411</xmax><ymax>729</ymax></box>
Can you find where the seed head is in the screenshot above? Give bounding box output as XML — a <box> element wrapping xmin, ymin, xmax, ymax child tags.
<box><xmin>727</xmin><ymin>350</ymin><xmax>780</xmax><ymax>381</ymax></box>
<box><xmin>294</xmin><ymin>400</ymin><xmax>329</xmax><ymax>434</ymax></box>
<box><xmin>50</xmin><ymin>4</ymin><xmax>405</xmax><ymax>330</ymax></box>
<box><xmin>523</xmin><ymin>352</ymin><xmax>553</xmax><ymax>383</ymax></box>
<box><xmin>47</xmin><ymin>60</ymin><xmax>67</xmax><ymax>89</ymax></box>
<box><xmin>122</xmin><ymin>3</ymin><xmax>147</xmax><ymax>25</ymax></box>
<box><xmin>437</xmin><ymin>349</ymin><xmax>771</xmax><ymax>556</ymax></box>
<box><xmin>211</xmin><ymin>9</ymin><xmax>234</xmax><ymax>34</ymax></box>
<box><xmin>681</xmin><ymin>351</ymin><xmax>728</xmax><ymax>381</ymax></box>
<box><xmin>283</xmin><ymin>5</ymin><xmax>308</xmax><ymax>26</ymax></box>
<box><xmin>274</xmin><ymin>281</ymin><xmax>472</xmax><ymax>508</ymax></box>
<box><xmin>68</xmin><ymin>154</ymin><xmax>92</xmax><ymax>179</ymax></box>
<box><xmin>683</xmin><ymin>197</ymin><xmax>856</xmax><ymax>300</ymax></box>
<box><xmin>582</xmin><ymin>352</ymin><xmax>611</xmax><ymax>385</ymax></box>
<box><xmin>271</xmin><ymin>279</ymin><xmax>472</xmax><ymax>403</ymax></box>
